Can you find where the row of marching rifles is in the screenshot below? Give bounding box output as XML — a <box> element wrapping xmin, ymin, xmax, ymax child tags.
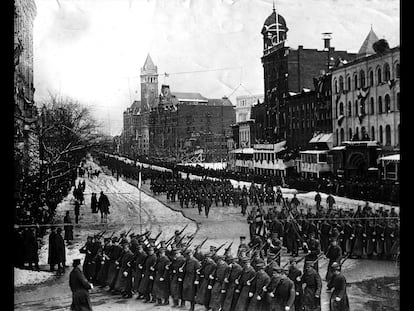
<box><xmin>77</xmin><ymin>225</ymin><xmax>349</xmax><ymax>311</ymax></box>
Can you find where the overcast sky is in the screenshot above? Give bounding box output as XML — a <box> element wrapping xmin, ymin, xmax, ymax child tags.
<box><xmin>33</xmin><ymin>0</ymin><xmax>400</xmax><ymax>136</ymax></box>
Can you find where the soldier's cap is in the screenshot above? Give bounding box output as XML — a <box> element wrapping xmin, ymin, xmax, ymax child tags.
<box><xmin>240</xmin><ymin>256</ymin><xmax>250</xmax><ymax>263</ymax></box>
<box><xmin>184</xmin><ymin>249</ymin><xmax>193</xmax><ymax>255</ymax></box>
<box><xmin>271</xmin><ymin>262</ymin><xmax>282</xmax><ymax>272</ymax></box>
<box><xmin>121</xmin><ymin>238</ymin><xmax>129</xmax><ymax>245</ymax></box>
<box><xmin>240</xmin><ymin>236</ymin><xmax>246</xmax><ymax>240</ymax></box>
<box><xmin>210</xmin><ymin>245</ymin><xmax>217</xmax><ymax>250</ymax></box>
<box><xmin>104</xmin><ymin>238</ymin><xmax>110</xmax><ymax>242</ymax></box>
<box><xmin>173</xmin><ymin>248</ymin><xmax>182</xmax><ymax>255</ymax></box>
<box><xmin>304</xmin><ymin>260</ymin><xmax>314</xmax><ymax>268</ymax></box>
<box><xmin>205</xmin><ymin>253</ymin><xmax>213</xmax><ymax>258</ymax></box>
<box><xmin>73</xmin><ymin>258</ymin><xmax>81</xmax><ymax>266</ymax></box>
<box><xmin>215</xmin><ymin>255</ymin><xmax>225</xmax><ymax>261</ymax></box>
<box><xmin>137</xmin><ymin>236</ymin><xmax>145</xmax><ymax>242</ymax></box>
<box><xmin>159</xmin><ymin>247</ymin><xmax>167</xmax><ymax>253</ymax></box>
<box><xmin>289</xmin><ymin>257</ymin><xmax>296</xmax><ymax>264</ymax></box>
<box><xmin>225</xmin><ymin>254</ymin><xmax>235</xmax><ymax>262</ymax></box>
<box><xmin>112</xmin><ymin>237</ymin><xmax>119</xmax><ymax>242</ymax></box>
<box><xmin>57</xmin><ymin>227</ymin><xmax>62</xmax><ymax>232</ymax></box>
<box><xmin>87</xmin><ymin>235</ymin><xmax>93</xmax><ymax>239</ymax></box>
<box><xmin>120</xmin><ymin>231</ymin><xmax>126</xmax><ymax>236</ymax></box>
<box><xmin>147</xmin><ymin>246</ymin><xmax>154</xmax><ymax>252</ymax></box>
<box><xmin>331</xmin><ymin>262</ymin><xmax>340</xmax><ymax>271</ymax></box>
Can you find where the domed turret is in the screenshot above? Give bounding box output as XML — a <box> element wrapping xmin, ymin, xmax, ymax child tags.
<box><xmin>262</xmin><ymin>7</ymin><xmax>288</xmax><ymax>52</ymax></box>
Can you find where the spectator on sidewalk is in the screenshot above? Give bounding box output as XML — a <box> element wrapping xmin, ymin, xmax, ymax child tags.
<box><xmin>64</xmin><ymin>211</ymin><xmax>74</xmax><ymax>243</ymax></box>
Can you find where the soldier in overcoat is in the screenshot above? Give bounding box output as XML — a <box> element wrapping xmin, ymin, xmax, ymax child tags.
<box><xmin>327</xmin><ymin>263</ymin><xmax>350</xmax><ymax>311</ymax></box>
<box><xmin>69</xmin><ymin>258</ymin><xmax>93</xmax><ymax>311</ymax></box>
<box><xmin>170</xmin><ymin>248</ymin><xmax>186</xmax><ymax>307</ymax></box>
<box><xmin>138</xmin><ymin>246</ymin><xmax>157</xmax><ymax>303</ymax></box>
<box><xmin>222</xmin><ymin>255</ymin><xmax>243</xmax><ymax>311</ymax></box>
<box><xmin>234</xmin><ymin>257</ymin><xmax>256</xmax><ymax>311</ymax></box>
<box><xmin>133</xmin><ymin>244</ymin><xmax>147</xmax><ymax>297</ymax></box>
<box><xmin>210</xmin><ymin>255</ymin><xmax>230</xmax><ymax>311</ymax></box>
<box><xmin>301</xmin><ymin>261</ymin><xmax>322</xmax><ymax>311</ymax></box>
<box><xmin>152</xmin><ymin>247</ymin><xmax>171</xmax><ymax>305</ymax></box>
<box><xmin>114</xmin><ymin>242</ymin><xmax>134</xmax><ymax>298</ymax></box>
<box><xmin>195</xmin><ymin>253</ymin><xmax>217</xmax><ymax>309</ymax></box>
<box><xmin>246</xmin><ymin>259</ymin><xmax>270</xmax><ymax>311</ymax></box>
<box><xmin>182</xmin><ymin>248</ymin><xmax>201</xmax><ymax>311</ymax></box>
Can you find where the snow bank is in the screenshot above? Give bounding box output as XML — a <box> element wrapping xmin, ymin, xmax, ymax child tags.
<box><xmin>14</xmin><ymin>268</ymin><xmax>54</xmax><ymax>287</ymax></box>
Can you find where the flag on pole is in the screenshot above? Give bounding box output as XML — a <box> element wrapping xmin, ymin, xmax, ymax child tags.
<box><xmin>138</xmin><ymin>171</ymin><xmax>142</xmax><ymax>189</ymax></box>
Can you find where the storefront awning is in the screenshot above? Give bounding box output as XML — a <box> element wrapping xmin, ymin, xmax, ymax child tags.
<box><xmin>378</xmin><ymin>154</ymin><xmax>400</xmax><ymax>163</ymax></box>
<box><xmin>309</xmin><ymin>133</ymin><xmax>333</xmax><ymax>144</ymax></box>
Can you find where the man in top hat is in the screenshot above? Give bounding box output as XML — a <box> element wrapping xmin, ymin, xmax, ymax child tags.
<box><xmin>138</xmin><ymin>246</ymin><xmax>157</xmax><ymax>303</ymax></box>
<box><xmin>267</xmin><ymin>262</ymin><xmax>295</xmax><ymax>311</ymax></box>
<box><xmin>169</xmin><ymin>248</ymin><xmax>186</xmax><ymax>308</ymax></box>
<box><xmin>301</xmin><ymin>260</ymin><xmax>322</xmax><ymax>311</ymax></box>
<box><xmin>327</xmin><ymin>262</ymin><xmax>350</xmax><ymax>311</ymax></box>
<box><xmin>288</xmin><ymin>257</ymin><xmax>303</xmax><ymax>311</ymax></box>
<box><xmin>69</xmin><ymin>258</ymin><xmax>93</xmax><ymax>311</ymax></box>
<box><xmin>182</xmin><ymin>248</ymin><xmax>201</xmax><ymax>311</ymax></box>
<box><xmin>222</xmin><ymin>254</ymin><xmax>243</xmax><ymax>311</ymax></box>
<box><xmin>195</xmin><ymin>252</ymin><xmax>217</xmax><ymax>309</ymax></box>
<box><xmin>234</xmin><ymin>256</ymin><xmax>256</xmax><ymax>311</ymax></box>
<box><xmin>210</xmin><ymin>255</ymin><xmax>230</xmax><ymax>311</ymax></box>
<box><xmin>246</xmin><ymin>258</ymin><xmax>270</xmax><ymax>311</ymax></box>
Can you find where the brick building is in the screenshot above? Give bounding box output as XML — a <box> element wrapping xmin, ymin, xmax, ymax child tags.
<box><xmin>149</xmin><ymin>85</ymin><xmax>236</xmax><ymax>162</ymax></box>
<box><xmin>235</xmin><ymin>94</ymin><xmax>263</xmax><ymax>123</ymax></box>
<box><xmin>14</xmin><ymin>0</ymin><xmax>38</xmax><ymax>197</ymax></box>
<box><xmin>257</xmin><ymin>6</ymin><xmax>356</xmax><ymax>144</ymax></box>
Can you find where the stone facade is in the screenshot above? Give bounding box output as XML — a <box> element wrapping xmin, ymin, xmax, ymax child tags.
<box><xmin>235</xmin><ymin>94</ymin><xmax>263</xmax><ymax>123</ymax></box>
<box><xmin>331</xmin><ymin>45</ymin><xmax>400</xmax><ymax>153</ymax></box>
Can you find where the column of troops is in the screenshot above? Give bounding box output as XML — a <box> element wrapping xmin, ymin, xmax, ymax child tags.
<box><xmin>77</xmin><ymin>226</ymin><xmax>350</xmax><ymax>311</ymax></box>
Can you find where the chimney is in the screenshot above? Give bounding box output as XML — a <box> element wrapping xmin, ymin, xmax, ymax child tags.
<box><xmin>322</xmin><ymin>32</ymin><xmax>332</xmax><ymax>50</ymax></box>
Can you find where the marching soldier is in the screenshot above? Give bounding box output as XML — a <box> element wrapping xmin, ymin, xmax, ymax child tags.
<box><xmin>210</xmin><ymin>255</ymin><xmax>230</xmax><ymax>311</ymax></box>
<box><xmin>288</xmin><ymin>257</ymin><xmax>303</xmax><ymax>311</ymax></box>
<box><xmin>237</xmin><ymin>236</ymin><xmax>249</xmax><ymax>258</ymax></box>
<box><xmin>114</xmin><ymin>241</ymin><xmax>134</xmax><ymax>298</ymax></box>
<box><xmin>69</xmin><ymin>258</ymin><xmax>93</xmax><ymax>311</ymax></box>
<box><xmin>267</xmin><ymin>262</ymin><xmax>295</xmax><ymax>311</ymax></box>
<box><xmin>170</xmin><ymin>248</ymin><xmax>186</xmax><ymax>308</ymax></box>
<box><xmin>304</xmin><ymin>232</ymin><xmax>321</xmax><ymax>272</ymax></box>
<box><xmin>133</xmin><ymin>243</ymin><xmax>147</xmax><ymax>298</ymax></box>
<box><xmin>246</xmin><ymin>259</ymin><xmax>270</xmax><ymax>311</ymax></box>
<box><xmin>196</xmin><ymin>253</ymin><xmax>217</xmax><ymax>310</ymax></box>
<box><xmin>327</xmin><ymin>263</ymin><xmax>350</xmax><ymax>311</ymax></box>
<box><xmin>96</xmin><ymin>238</ymin><xmax>112</xmax><ymax>287</ymax></box>
<box><xmin>138</xmin><ymin>246</ymin><xmax>157</xmax><ymax>303</ymax></box>
<box><xmin>182</xmin><ymin>248</ymin><xmax>201</xmax><ymax>311</ymax></box>
<box><xmin>325</xmin><ymin>238</ymin><xmax>342</xmax><ymax>282</ymax></box>
<box><xmin>234</xmin><ymin>256</ymin><xmax>256</xmax><ymax>311</ymax></box>
<box><xmin>152</xmin><ymin>247</ymin><xmax>171</xmax><ymax>305</ymax></box>
<box><xmin>106</xmin><ymin>237</ymin><xmax>122</xmax><ymax>291</ymax></box>
<box><xmin>301</xmin><ymin>261</ymin><xmax>322</xmax><ymax>311</ymax></box>
<box><xmin>222</xmin><ymin>255</ymin><xmax>243</xmax><ymax>311</ymax></box>
<box><xmin>79</xmin><ymin>236</ymin><xmax>94</xmax><ymax>281</ymax></box>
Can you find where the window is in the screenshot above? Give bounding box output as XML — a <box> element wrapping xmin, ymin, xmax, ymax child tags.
<box><xmin>371</xmin><ymin>126</ymin><xmax>375</xmax><ymax>141</ymax></box>
<box><xmin>361</xmin><ymin>126</ymin><xmax>367</xmax><ymax>140</ymax></box>
<box><xmin>355</xmin><ymin>127</ymin><xmax>359</xmax><ymax>140</ymax></box>
<box><xmin>319</xmin><ymin>153</ymin><xmax>327</xmax><ymax>162</ymax></box>
<box><xmin>378</xmin><ymin>96</ymin><xmax>383</xmax><ymax>114</ymax></box>
<box><xmin>349</xmin><ymin>128</ymin><xmax>352</xmax><ymax>140</ymax></box>
<box><xmin>385</xmin><ymin>94</ymin><xmax>391</xmax><ymax>113</ymax></box>
<box><xmin>370</xmin><ymin>98</ymin><xmax>375</xmax><ymax>115</ymax></box>
<box><xmin>340</xmin><ymin>128</ymin><xmax>344</xmax><ymax>143</ymax></box>
<box><xmin>354</xmin><ymin>74</ymin><xmax>358</xmax><ymax>90</ymax></box>
<box><xmin>336</xmin><ymin>129</ymin><xmax>339</xmax><ymax>145</ymax></box>
<box><xmin>377</xmin><ymin>67</ymin><xmax>382</xmax><ymax>84</ymax></box>
<box><xmin>360</xmin><ymin>70</ymin><xmax>366</xmax><ymax>88</ymax></box>
<box><xmin>397</xmin><ymin>124</ymin><xmax>400</xmax><ymax>145</ymax></box>
<box><xmin>397</xmin><ymin>92</ymin><xmax>400</xmax><ymax>110</ymax></box>
<box><xmin>339</xmin><ymin>76</ymin><xmax>344</xmax><ymax>92</ymax></box>
<box><xmin>355</xmin><ymin>100</ymin><xmax>359</xmax><ymax>116</ymax></box>
<box><xmin>384</xmin><ymin>63</ymin><xmax>391</xmax><ymax>81</ymax></box>
<box><xmin>369</xmin><ymin>70</ymin><xmax>374</xmax><ymax>86</ymax></box>
<box><xmin>385</xmin><ymin>125</ymin><xmax>391</xmax><ymax>146</ymax></box>
<box><xmin>379</xmin><ymin>125</ymin><xmax>383</xmax><ymax>144</ymax></box>
<box><xmin>396</xmin><ymin>63</ymin><xmax>400</xmax><ymax>79</ymax></box>
<box><xmin>347</xmin><ymin>75</ymin><xmax>351</xmax><ymax>91</ymax></box>
<box><xmin>339</xmin><ymin>102</ymin><xmax>344</xmax><ymax>115</ymax></box>
<box><xmin>334</xmin><ymin>79</ymin><xmax>338</xmax><ymax>94</ymax></box>
<box><xmin>360</xmin><ymin>100</ymin><xmax>365</xmax><ymax>115</ymax></box>
<box><xmin>348</xmin><ymin>101</ymin><xmax>352</xmax><ymax>117</ymax></box>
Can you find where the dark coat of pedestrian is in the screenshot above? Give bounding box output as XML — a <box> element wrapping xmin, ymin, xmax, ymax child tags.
<box><xmin>64</xmin><ymin>211</ymin><xmax>74</xmax><ymax>242</ymax></box>
<box><xmin>69</xmin><ymin>259</ymin><xmax>93</xmax><ymax>311</ymax></box>
<box><xmin>327</xmin><ymin>265</ymin><xmax>350</xmax><ymax>311</ymax></box>
<box><xmin>48</xmin><ymin>227</ymin><xmax>58</xmax><ymax>271</ymax></box>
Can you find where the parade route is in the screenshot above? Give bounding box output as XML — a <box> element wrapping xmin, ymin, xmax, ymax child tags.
<box><xmin>14</xmin><ymin>160</ymin><xmax>399</xmax><ymax>311</ymax></box>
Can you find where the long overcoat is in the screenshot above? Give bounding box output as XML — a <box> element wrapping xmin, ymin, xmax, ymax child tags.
<box><xmin>114</xmin><ymin>249</ymin><xmax>134</xmax><ymax>292</ymax></box>
<box><xmin>170</xmin><ymin>255</ymin><xmax>186</xmax><ymax>300</ymax></box>
<box><xmin>210</xmin><ymin>261</ymin><xmax>230</xmax><ymax>310</ymax></box>
<box><xmin>132</xmin><ymin>250</ymin><xmax>147</xmax><ymax>292</ymax></box>
<box><xmin>222</xmin><ymin>262</ymin><xmax>243</xmax><ymax>311</ymax></box>
<box><xmin>138</xmin><ymin>253</ymin><xmax>157</xmax><ymax>294</ymax></box>
<box><xmin>246</xmin><ymin>269</ymin><xmax>270</xmax><ymax>311</ymax></box>
<box><xmin>182</xmin><ymin>257</ymin><xmax>201</xmax><ymax>302</ymax></box>
<box><xmin>106</xmin><ymin>244</ymin><xmax>123</xmax><ymax>287</ymax></box>
<box><xmin>327</xmin><ymin>274</ymin><xmax>350</xmax><ymax>311</ymax></box>
<box><xmin>195</xmin><ymin>258</ymin><xmax>217</xmax><ymax>306</ymax></box>
<box><xmin>69</xmin><ymin>267</ymin><xmax>93</xmax><ymax>311</ymax></box>
<box><xmin>152</xmin><ymin>254</ymin><xmax>171</xmax><ymax>299</ymax></box>
<box><xmin>234</xmin><ymin>265</ymin><xmax>256</xmax><ymax>311</ymax></box>
<box><xmin>301</xmin><ymin>267</ymin><xmax>322</xmax><ymax>311</ymax></box>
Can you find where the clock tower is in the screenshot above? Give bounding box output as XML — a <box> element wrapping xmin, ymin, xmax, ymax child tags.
<box><xmin>140</xmin><ymin>53</ymin><xmax>158</xmax><ymax>112</ymax></box>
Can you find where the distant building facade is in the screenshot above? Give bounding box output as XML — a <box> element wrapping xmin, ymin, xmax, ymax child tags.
<box><xmin>235</xmin><ymin>94</ymin><xmax>263</xmax><ymax>123</ymax></box>
<box><xmin>149</xmin><ymin>85</ymin><xmax>236</xmax><ymax>162</ymax></box>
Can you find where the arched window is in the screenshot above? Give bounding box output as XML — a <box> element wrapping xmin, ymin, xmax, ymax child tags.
<box><xmin>361</xmin><ymin>126</ymin><xmax>367</xmax><ymax>140</ymax></box>
<box><xmin>371</xmin><ymin>126</ymin><xmax>375</xmax><ymax>141</ymax></box>
<box><xmin>369</xmin><ymin>70</ymin><xmax>374</xmax><ymax>86</ymax></box>
<box><xmin>370</xmin><ymin>97</ymin><xmax>375</xmax><ymax>114</ymax></box>
<box><xmin>397</xmin><ymin>92</ymin><xmax>400</xmax><ymax>110</ymax></box>
<box><xmin>349</xmin><ymin>128</ymin><xmax>352</xmax><ymax>140</ymax></box>
<box><xmin>355</xmin><ymin>100</ymin><xmax>359</xmax><ymax>116</ymax></box>
<box><xmin>348</xmin><ymin>101</ymin><xmax>352</xmax><ymax>117</ymax></box>
<box><xmin>334</xmin><ymin>79</ymin><xmax>338</xmax><ymax>94</ymax></box>
<box><xmin>360</xmin><ymin>100</ymin><xmax>365</xmax><ymax>115</ymax></box>
<box><xmin>335</xmin><ymin>102</ymin><xmax>338</xmax><ymax>118</ymax></box>
<box><xmin>384</xmin><ymin>63</ymin><xmax>391</xmax><ymax>81</ymax></box>
<box><xmin>377</xmin><ymin>67</ymin><xmax>382</xmax><ymax>84</ymax></box>
<box><xmin>385</xmin><ymin>125</ymin><xmax>391</xmax><ymax>146</ymax></box>
<box><xmin>340</xmin><ymin>128</ymin><xmax>344</xmax><ymax>143</ymax></box>
<box><xmin>378</xmin><ymin>96</ymin><xmax>383</xmax><ymax>114</ymax></box>
<box><xmin>360</xmin><ymin>70</ymin><xmax>366</xmax><ymax>88</ymax></box>
<box><xmin>396</xmin><ymin>63</ymin><xmax>400</xmax><ymax>79</ymax></box>
<box><xmin>379</xmin><ymin>125</ymin><xmax>383</xmax><ymax>144</ymax></box>
<box><xmin>385</xmin><ymin>94</ymin><xmax>391</xmax><ymax>113</ymax></box>
<box><xmin>354</xmin><ymin>74</ymin><xmax>358</xmax><ymax>90</ymax></box>
<box><xmin>355</xmin><ymin>127</ymin><xmax>359</xmax><ymax>141</ymax></box>
<box><xmin>339</xmin><ymin>76</ymin><xmax>344</xmax><ymax>92</ymax></box>
<box><xmin>347</xmin><ymin>75</ymin><xmax>351</xmax><ymax>91</ymax></box>
<box><xmin>339</xmin><ymin>102</ymin><xmax>344</xmax><ymax>115</ymax></box>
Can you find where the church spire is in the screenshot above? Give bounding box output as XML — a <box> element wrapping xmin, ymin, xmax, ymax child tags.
<box><xmin>141</xmin><ymin>53</ymin><xmax>157</xmax><ymax>75</ymax></box>
<box><xmin>357</xmin><ymin>27</ymin><xmax>379</xmax><ymax>58</ymax></box>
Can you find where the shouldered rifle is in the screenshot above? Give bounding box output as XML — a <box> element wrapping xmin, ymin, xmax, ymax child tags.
<box><xmin>164</xmin><ymin>234</ymin><xmax>176</xmax><ymax>247</ymax></box>
<box><xmin>339</xmin><ymin>253</ymin><xmax>350</xmax><ymax>268</ymax></box>
<box><xmin>109</xmin><ymin>231</ymin><xmax>116</xmax><ymax>239</ymax></box>
<box><xmin>212</xmin><ymin>242</ymin><xmax>227</xmax><ymax>256</ymax></box>
<box><xmin>125</xmin><ymin>227</ymin><xmax>133</xmax><ymax>237</ymax></box>
<box><xmin>193</xmin><ymin>237</ymin><xmax>208</xmax><ymax>252</ymax></box>
<box><xmin>153</xmin><ymin>231</ymin><xmax>163</xmax><ymax>243</ymax></box>
<box><xmin>175</xmin><ymin>234</ymin><xmax>187</xmax><ymax>246</ymax></box>
<box><xmin>177</xmin><ymin>224</ymin><xmax>189</xmax><ymax>236</ymax></box>
<box><xmin>225</xmin><ymin>241</ymin><xmax>233</xmax><ymax>253</ymax></box>
<box><xmin>282</xmin><ymin>253</ymin><xmax>308</xmax><ymax>270</ymax></box>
